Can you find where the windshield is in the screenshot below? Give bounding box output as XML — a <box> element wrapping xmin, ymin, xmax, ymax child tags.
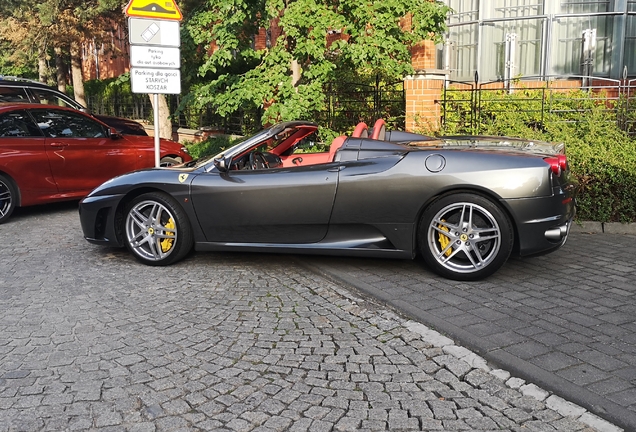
<box><xmin>192</xmin><ymin>127</ymin><xmax>273</xmax><ymax>170</ymax></box>
<box><xmin>183</xmin><ymin>122</ymin><xmax>318</xmax><ymax>171</ymax></box>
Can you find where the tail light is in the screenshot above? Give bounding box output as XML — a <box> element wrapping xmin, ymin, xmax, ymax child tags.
<box><xmin>544</xmin><ymin>155</ymin><xmax>568</xmax><ymax>176</ymax></box>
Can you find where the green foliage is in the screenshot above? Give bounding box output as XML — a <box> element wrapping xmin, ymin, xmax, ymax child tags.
<box><xmin>180</xmin><ymin>0</ymin><xmax>450</xmax><ymax>129</ymax></box>
<box><xmin>0</xmin><ymin>38</ymin><xmax>36</xmax><ymax>77</ymax></box>
<box><xmin>186</xmin><ymin>134</ymin><xmax>243</xmax><ymax>159</ymax></box>
<box><xmin>185</xmin><ymin>126</ymin><xmax>335</xmax><ymax>160</ymax></box>
<box><xmin>439</xmin><ymin>88</ymin><xmax>636</xmax><ymax>223</ymax></box>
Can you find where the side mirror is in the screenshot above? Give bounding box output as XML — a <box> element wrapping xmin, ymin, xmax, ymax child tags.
<box><xmin>108</xmin><ymin>127</ymin><xmax>122</xmax><ymax>139</ymax></box>
<box><xmin>213</xmin><ymin>156</ymin><xmax>229</xmax><ymax>172</ymax></box>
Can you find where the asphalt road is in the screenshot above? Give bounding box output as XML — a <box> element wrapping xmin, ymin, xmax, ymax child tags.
<box><xmin>0</xmin><ymin>201</ymin><xmax>631</xmax><ymax>431</ymax></box>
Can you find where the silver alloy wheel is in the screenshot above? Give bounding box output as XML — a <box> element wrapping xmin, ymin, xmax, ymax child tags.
<box><xmin>427</xmin><ymin>202</ymin><xmax>501</xmax><ymax>274</ymax></box>
<box><xmin>125</xmin><ymin>199</ymin><xmax>178</xmax><ymax>262</ymax></box>
<box><xmin>0</xmin><ymin>178</ymin><xmax>12</xmax><ymax>219</ymax></box>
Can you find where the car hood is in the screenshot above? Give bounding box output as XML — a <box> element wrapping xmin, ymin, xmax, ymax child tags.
<box><xmin>94</xmin><ymin>114</ymin><xmax>148</xmax><ymax>136</ymax></box>
<box><xmin>120</xmin><ymin>135</ymin><xmax>185</xmax><ymax>152</ymax></box>
<box><xmin>411</xmin><ymin>135</ymin><xmax>565</xmax><ymax>156</ymax></box>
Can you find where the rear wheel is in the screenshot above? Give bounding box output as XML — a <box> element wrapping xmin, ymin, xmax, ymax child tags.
<box><xmin>418</xmin><ymin>193</ymin><xmax>513</xmax><ymax>281</ymax></box>
<box><xmin>123</xmin><ymin>192</ymin><xmax>193</xmax><ymax>266</ymax></box>
<box><xmin>0</xmin><ymin>174</ymin><xmax>17</xmax><ymax>224</ymax></box>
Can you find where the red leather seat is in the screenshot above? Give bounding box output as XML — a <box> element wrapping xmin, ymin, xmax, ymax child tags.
<box><xmin>351</xmin><ymin>122</ymin><xmax>368</xmax><ymax>138</ymax></box>
<box><xmin>329</xmin><ymin>135</ymin><xmax>347</xmax><ymax>161</ymax></box>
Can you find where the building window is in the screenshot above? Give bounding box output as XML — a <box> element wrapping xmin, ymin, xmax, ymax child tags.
<box><xmin>558</xmin><ymin>0</ymin><xmax>611</xmax><ymax>14</ymax></box>
<box><xmin>491</xmin><ymin>0</ymin><xmax>543</xmax><ymax>18</ymax></box>
<box><xmin>626</xmin><ymin>14</ymin><xmax>636</xmax><ymax>74</ymax></box>
<box><xmin>447</xmin><ymin>0</ymin><xmax>480</xmax><ymax>24</ymax></box>
<box><xmin>443</xmin><ymin>0</ymin><xmax>631</xmax><ymax>80</ymax></box>
<box><xmin>550</xmin><ymin>15</ymin><xmax>613</xmax><ymax>76</ymax></box>
<box><xmin>481</xmin><ymin>18</ymin><xmax>544</xmax><ymax>80</ymax></box>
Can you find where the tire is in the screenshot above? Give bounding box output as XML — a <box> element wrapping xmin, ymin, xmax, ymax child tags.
<box><xmin>123</xmin><ymin>192</ymin><xmax>193</xmax><ymax>266</ymax></box>
<box><xmin>418</xmin><ymin>193</ymin><xmax>513</xmax><ymax>281</ymax></box>
<box><xmin>0</xmin><ymin>174</ymin><xmax>18</xmax><ymax>224</ymax></box>
<box><xmin>160</xmin><ymin>156</ymin><xmax>182</xmax><ymax>167</ymax></box>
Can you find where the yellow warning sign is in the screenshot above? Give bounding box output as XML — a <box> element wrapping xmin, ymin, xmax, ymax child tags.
<box><xmin>125</xmin><ymin>0</ymin><xmax>183</xmax><ymax>21</ymax></box>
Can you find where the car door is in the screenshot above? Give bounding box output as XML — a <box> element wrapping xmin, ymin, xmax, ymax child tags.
<box><xmin>30</xmin><ymin>108</ymin><xmax>141</xmax><ymax>195</ymax></box>
<box><xmin>0</xmin><ymin>109</ymin><xmax>56</xmax><ymax>206</ymax></box>
<box><xmin>190</xmin><ymin>163</ymin><xmax>339</xmax><ymax>244</ymax></box>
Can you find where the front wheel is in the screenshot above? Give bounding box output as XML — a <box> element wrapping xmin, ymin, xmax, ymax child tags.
<box><xmin>123</xmin><ymin>192</ymin><xmax>193</xmax><ymax>266</ymax></box>
<box><xmin>418</xmin><ymin>193</ymin><xmax>513</xmax><ymax>281</ymax></box>
<box><xmin>0</xmin><ymin>174</ymin><xmax>18</xmax><ymax>224</ymax></box>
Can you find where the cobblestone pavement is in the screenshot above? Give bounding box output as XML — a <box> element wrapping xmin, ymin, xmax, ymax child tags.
<box><xmin>0</xmin><ymin>204</ymin><xmax>622</xmax><ymax>431</ymax></box>
<box><xmin>304</xmin><ymin>227</ymin><xmax>636</xmax><ymax>431</ymax></box>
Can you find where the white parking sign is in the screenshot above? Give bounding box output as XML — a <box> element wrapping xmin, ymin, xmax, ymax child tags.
<box><xmin>130</xmin><ymin>67</ymin><xmax>181</xmax><ymax>94</ymax></box>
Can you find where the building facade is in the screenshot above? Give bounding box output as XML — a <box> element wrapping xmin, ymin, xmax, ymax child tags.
<box><xmin>439</xmin><ymin>0</ymin><xmax>636</xmax><ymax>82</ymax></box>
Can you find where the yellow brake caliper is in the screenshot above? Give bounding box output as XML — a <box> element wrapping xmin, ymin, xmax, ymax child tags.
<box><xmin>438</xmin><ymin>220</ymin><xmax>453</xmax><ymax>257</ymax></box>
<box><xmin>160</xmin><ymin>218</ymin><xmax>176</xmax><ymax>253</ymax></box>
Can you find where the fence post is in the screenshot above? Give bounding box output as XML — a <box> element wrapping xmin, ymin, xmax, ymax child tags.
<box><xmin>472</xmin><ymin>71</ymin><xmax>479</xmax><ymax>135</ymax></box>
<box><xmin>403</xmin><ymin>69</ymin><xmax>449</xmax><ymax>132</ymax></box>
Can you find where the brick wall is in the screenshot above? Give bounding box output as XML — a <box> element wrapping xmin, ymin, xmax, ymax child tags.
<box><xmin>411</xmin><ymin>40</ymin><xmax>437</xmax><ymax>71</ymax></box>
<box><xmin>81</xmin><ymin>21</ymin><xmax>130</xmax><ymax>80</ymax></box>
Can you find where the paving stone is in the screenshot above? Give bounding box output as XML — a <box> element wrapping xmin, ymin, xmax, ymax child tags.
<box><xmin>0</xmin><ymin>208</ymin><xmax>627</xmax><ymax>432</ymax></box>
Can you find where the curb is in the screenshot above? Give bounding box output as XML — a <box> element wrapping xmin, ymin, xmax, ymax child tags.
<box><xmin>572</xmin><ymin>221</ymin><xmax>636</xmax><ymax>235</ymax></box>
<box><xmin>301</xmin><ymin>259</ymin><xmax>635</xmax><ymax>432</ymax></box>
<box><xmin>403</xmin><ymin>321</ymin><xmax>623</xmax><ymax>432</ymax></box>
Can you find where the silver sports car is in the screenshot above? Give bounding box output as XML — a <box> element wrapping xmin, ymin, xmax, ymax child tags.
<box><xmin>79</xmin><ymin>119</ymin><xmax>577</xmax><ymax>281</ymax></box>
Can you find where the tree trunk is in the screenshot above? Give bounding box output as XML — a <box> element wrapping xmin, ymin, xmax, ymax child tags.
<box><xmin>149</xmin><ymin>94</ymin><xmax>173</xmax><ymax>140</ymax></box>
<box><xmin>291</xmin><ymin>59</ymin><xmax>301</xmax><ymax>88</ymax></box>
<box><xmin>54</xmin><ymin>46</ymin><xmax>66</xmax><ymax>93</ymax></box>
<box><xmin>70</xmin><ymin>41</ymin><xmax>86</xmax><ymax>107</ymax></box>
<box><xmin>38</xmin><ymin>43</ymin><xmax>47</xmax><ymax>83</ymax></box>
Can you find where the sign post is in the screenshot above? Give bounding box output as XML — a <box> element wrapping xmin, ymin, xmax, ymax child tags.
<box><xmin>125</xmin><ymin>0</ymin><xmax>183</xmax><ymax>167</ymax></box>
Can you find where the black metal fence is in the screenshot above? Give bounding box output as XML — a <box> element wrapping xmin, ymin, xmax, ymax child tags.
<box><xmin>320</xmin><ymin>77</ymin><xmax>405</xmax><ymax>132</ymax></box>
<box><xmin>86</xmin><ymin>76</ymin><xmax>405</xmax><ymax>136</ymax></box>
<box><xmin>441</xmin><ymin>74</ymin><xmax>636</xmax><ymax>136</ymax></box>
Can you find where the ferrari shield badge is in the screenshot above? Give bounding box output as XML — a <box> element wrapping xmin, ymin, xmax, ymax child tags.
<box><xmin>178</xmin><ymin>173</ymin><xmax>189</xmax><ymax>183</ymax></box>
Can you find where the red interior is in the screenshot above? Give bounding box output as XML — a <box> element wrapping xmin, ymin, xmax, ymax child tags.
<box><xmin>276</xmin><ymin>119</ymin><xmax>383</xmax><ymax>168</ymax></box>
<box><xmin>280</xmin><ymin>135</ymin><xmax>347</xmax><ymax>167</ymax></box>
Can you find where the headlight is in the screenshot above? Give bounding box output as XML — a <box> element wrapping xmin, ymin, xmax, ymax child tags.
<box><xmin>180</xmin><ymin>146</ymin><xmax>189</xmax><ymax>154</ymax></box>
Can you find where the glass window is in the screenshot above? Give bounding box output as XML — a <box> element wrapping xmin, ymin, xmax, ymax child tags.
<box><xmin>28</xmin><ymin>88</ymin><xmax>84</xmax><ymax>110</ymax></box>
<box><xmin>447</xmin><ymin>0</ymin><xmax>480</xmax><ymax>24</ymax></box>
<box><xmin>550</xmin><ymin>15</ymin><xmax>613</xmax><ymax>76</ymax></box>
<box><xmin>480</xmin><ymin>18</ymin><xmax>544</xmax><ymax>81</ymax></box>
<box><xmin>30</xmin><ymin>109</ymin><xmax>107</xmax><ymax>138</ymax></box>
<box><xmin>447</xmin><ymin>23</ymin><xmax>479</xmax><ymax>80</ymax></box>
<box><xmin>0</xmin><ymin>87</ymin><xmax>30</xmax><ymax>103</ymax></box>
<box><xmin>0</xmin><ymin>111</ymin><xmax>42</xmax><ymax>137</ymax></box>
<box><xmin>491</xmin><ymin>0</ymin><xmax>543</xmax><ymax>18</ymax></box>
<box><xmin>442</xmin><ymin>0</ymin><xmax>630</xmax><ymax>80</ymax></box>
<box><xmin>557</xmin><ymin>0</ymin><xmax>611</xmax><ymax>14</ymax></box>
<box><xmin>626</xmin><ymin>15</ymin><xmax>636</xmax><ymax>74</ymax></box>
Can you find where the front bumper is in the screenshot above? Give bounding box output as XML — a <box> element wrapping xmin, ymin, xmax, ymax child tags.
<box><xmin>79</xmin><ymin>194</ymin><xmax>126</xmax><ymax>247</ymax></box>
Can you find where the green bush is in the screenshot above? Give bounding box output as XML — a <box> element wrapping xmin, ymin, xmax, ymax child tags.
<box><xmin>438</xmin><ymin>88</ymin><xmax>636</xmax><ymax>223</ymax></box>
<box><xmin>185</xmin><ymin>135</ymin><xmax>244</xmax><ymax>160</ymax></box>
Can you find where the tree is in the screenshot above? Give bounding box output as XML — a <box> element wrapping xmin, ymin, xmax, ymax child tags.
<box><xmin>181</xmin><ymin>0</ymin><xmax>450</xmax><ymax>128</ymax></box>
<box><xmin>0</xmin><ymin>0</ymin><xmax>127</xmax><ymax>103</ymax></box>
<box><xmin>0</xmin><ymin>0</ymin><xmax>50</xmax><ymax>80</ymax></box>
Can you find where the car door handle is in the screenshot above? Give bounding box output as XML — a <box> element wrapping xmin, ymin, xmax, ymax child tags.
<box><xmin>328</xmin><ymin>166</ymin><xmax>343</xmax><ymax>172</ymax></box>
<box><xmin>49</xmin><ymin>142</ymin><xmax>68</xmax><ymax>148</ymax></box>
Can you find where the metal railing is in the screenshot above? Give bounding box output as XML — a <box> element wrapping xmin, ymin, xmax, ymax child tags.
<box><xmin>441</xmin><ymin>74</ymin><xmax>636</xmax><ymax>136</ymax></box>
<box><xmin>86</xmin><ymin>77</ymin><xmax>405</xmax><ymax>136</ymax></box>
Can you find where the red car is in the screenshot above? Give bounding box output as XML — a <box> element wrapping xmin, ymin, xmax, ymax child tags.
<box><xmin>0</xmin><ymin>103</ymin><xmax>191</xmax><ymax>223</ymax></box>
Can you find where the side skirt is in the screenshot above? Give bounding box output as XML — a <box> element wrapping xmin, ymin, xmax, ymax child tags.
<box><xmin>194</xmin><ymin>241</ymin><xmax>413</xmax><ymax>259</ymax></box>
